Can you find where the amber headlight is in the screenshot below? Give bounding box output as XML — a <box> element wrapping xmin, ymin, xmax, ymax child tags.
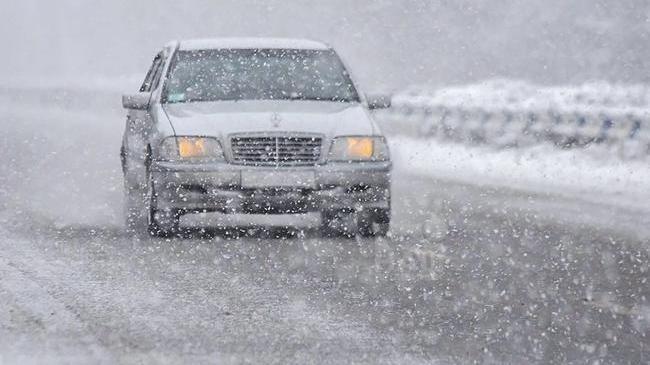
<box><xmin>159</xmin><ymin>136</ymin><xmax>224</xmax><ymax>162</ymax></box>
<box><xmin>328</xmin><ymin>136</ymin><xmax>389</xmax><ymax>162</ymax></box>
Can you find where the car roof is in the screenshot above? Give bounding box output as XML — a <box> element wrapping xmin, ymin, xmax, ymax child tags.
<box><xmin>174</xmin><ymin>37</ymin><xmax>331</xmax><ymax>51</ymax></box>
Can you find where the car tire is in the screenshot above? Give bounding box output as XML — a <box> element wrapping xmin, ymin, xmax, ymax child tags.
<box><xmin>122</xmin><ymin>150</ymin><xmax>151</xmax><ymax>236</ymax></box>
<box><xmin>358</xmin><ymin>209</ymin><xmax>390</xmax><ymax>238</ymax></box>
<box><xmin>148</xmin><ymin>208</ymin><xmax>180</xmax><ymax>237</ymax></box>
<box><xmin>320</xmin><ymin>210</ymin><xmax>356</xmax><ymax>238</ymax></box>
<box><xmin>124</xmin><ymin>181</ymin><xmax>149</xmax><ymax>235</ymax></box>
<box><xmin>146</xmin><ymin>176</ymin><xmax>180</xmax><ymax>237</ymax></box>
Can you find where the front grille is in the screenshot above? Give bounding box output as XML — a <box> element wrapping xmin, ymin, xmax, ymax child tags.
<box><xmin>230</xmin><ymin>135</ymin><xmax>322</xmax><ymax>166</ymax></box>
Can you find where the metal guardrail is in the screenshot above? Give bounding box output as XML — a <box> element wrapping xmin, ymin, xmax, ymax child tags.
<box><xmin>386</xmin><ymin>101</ymin><xmax>650</xmax><ymax>160</ymax></box>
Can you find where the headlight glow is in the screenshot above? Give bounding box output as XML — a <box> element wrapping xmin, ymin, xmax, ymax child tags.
<box><xmin>159</xmin><ymin>137</ymin><xmax>224</xmax><ymax>162</ymax></box>
<box><xmin>329</xmin><ymin>136</ymin><xmax>389</xmax><ymax>162</ymax></box>
<box><xmin>177</xmin><ymin>137</ymin><xmax>208</xmax><ymax>158</ymax></box>
<box><xmin>346</xmin><ymin>137</ymin><xmax>374</xmax><ymax>159</ymax></box>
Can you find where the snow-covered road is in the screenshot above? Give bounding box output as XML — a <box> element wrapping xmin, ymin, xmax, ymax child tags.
<box><xmin>0</xmin><ymin>92</ymin><xmax>648</xmax><ymax>364</ymax></box>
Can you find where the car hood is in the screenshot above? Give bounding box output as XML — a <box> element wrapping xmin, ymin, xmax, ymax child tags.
<box><xmin>162</xmin><ymin>100</ymin><xmax>377</xmax><ymax>139</ymax></box>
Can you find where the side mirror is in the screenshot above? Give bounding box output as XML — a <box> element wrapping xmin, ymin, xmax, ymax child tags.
<box><xmin>366</xmin><ymin>94</ymin><xmax>392</xmax><ymax>110</ymax></box>
<box><xmin>122</xmin><ymin>92</ymin><xmax>151</xmax><ymax>110</ymax></box>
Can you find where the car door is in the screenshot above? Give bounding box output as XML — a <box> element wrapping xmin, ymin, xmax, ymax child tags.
<box><xmin>122</xmin><ymin>52</ymin><xmax>164</xmax><ymax>189</ymax></box>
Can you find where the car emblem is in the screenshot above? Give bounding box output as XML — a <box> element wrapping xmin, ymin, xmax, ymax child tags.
<box><xmin>270</xmin><ymin>113</ymin><xmax>282</xmax><ymax>128</ymax></box>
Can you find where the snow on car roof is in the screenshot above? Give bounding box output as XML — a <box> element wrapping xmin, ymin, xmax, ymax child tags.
<box><xmin>176</xmin><ymin>38</ymin><xmax>331</xmax><ymax>51</ymax></box>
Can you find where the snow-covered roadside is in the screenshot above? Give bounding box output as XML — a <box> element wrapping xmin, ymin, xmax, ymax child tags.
<box><xmin>395</xmin><ymin>79</ymin><xmax>650</xmax><ymax>116</ymax></box>
<box><xmin>390</xmin><ymin>136</ymin><xmax>650</xmax><ymax>213</ymax></box>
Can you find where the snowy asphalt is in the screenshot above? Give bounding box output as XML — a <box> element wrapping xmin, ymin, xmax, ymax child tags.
<box><xmin>0</xmin><ymin>93</ymin><xmax>648</xmax><ymax>364</ymax></box>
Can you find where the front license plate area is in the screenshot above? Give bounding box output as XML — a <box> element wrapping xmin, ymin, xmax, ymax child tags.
<box><xmin>241</xmin><ymin>170</ymin><xmax>315</xmax><ymax>188</ymax></box>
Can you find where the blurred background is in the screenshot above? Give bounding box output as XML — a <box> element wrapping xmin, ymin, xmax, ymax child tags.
<box><xmin>3</xmin><ymin>0</ymin><xmax>650</xmax><ymax>89</ymax></box>
<box><xmin>0</xmin><ymin>3</ymin><xmax>649</xmax><ymax>363</ymax></box>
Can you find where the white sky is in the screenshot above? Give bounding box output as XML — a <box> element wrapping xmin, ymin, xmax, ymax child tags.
<box><xmin>3</xmin><ymin>0</ymin><xmax>650</xmax><ymax>89</ymax></box>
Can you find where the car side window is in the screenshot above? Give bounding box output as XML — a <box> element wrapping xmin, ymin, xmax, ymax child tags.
<box><xmin>150</xmin><ymin>54</ymin><xmax>166</xmax><ymax>91</ymax></box>
<box><xmin>139</xmin><ymin>54</ymin><xmax>163</xmax><ymax>92</ymax></box>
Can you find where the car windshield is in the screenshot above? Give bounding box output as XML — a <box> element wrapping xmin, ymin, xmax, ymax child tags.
<box><xmin>162</xmin><ymin>49</ymin><xmax>360</xmax><ymax>103</ymax></box>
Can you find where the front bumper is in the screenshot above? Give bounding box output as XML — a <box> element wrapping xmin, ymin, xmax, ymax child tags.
<box><xmin>151</xmin><ymin>161</ymin><xmax>391</xmax><ymax>214</ymax></box>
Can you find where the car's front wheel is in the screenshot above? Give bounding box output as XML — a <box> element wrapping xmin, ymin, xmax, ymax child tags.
<box><xmin>357</xmin><ymin>209</ymin><xmax>390</xmax><ymax>237</ymax></box>
<box><xmin>320</xmin><ymin>209</ymin><xmax>356</xmax><ymax>238</ymax></box>
<box><xmin>320</xmin><ymin>208</ymin><xmax>390</xmax><ymax>238</ymax></box>
<box><xmin>124</xmin><ymin>171</ymin><xmax>180</xmax><ymax>237</ymax></box>
<box><xmin>124</xmin><ymin>184</ymin><xmax>148</xmax><ymax>234</ymax></box>
<box><xmin>146</xmin><ymin>175</ymin><xmax>180</xmax><ymax>237</ymax></box>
